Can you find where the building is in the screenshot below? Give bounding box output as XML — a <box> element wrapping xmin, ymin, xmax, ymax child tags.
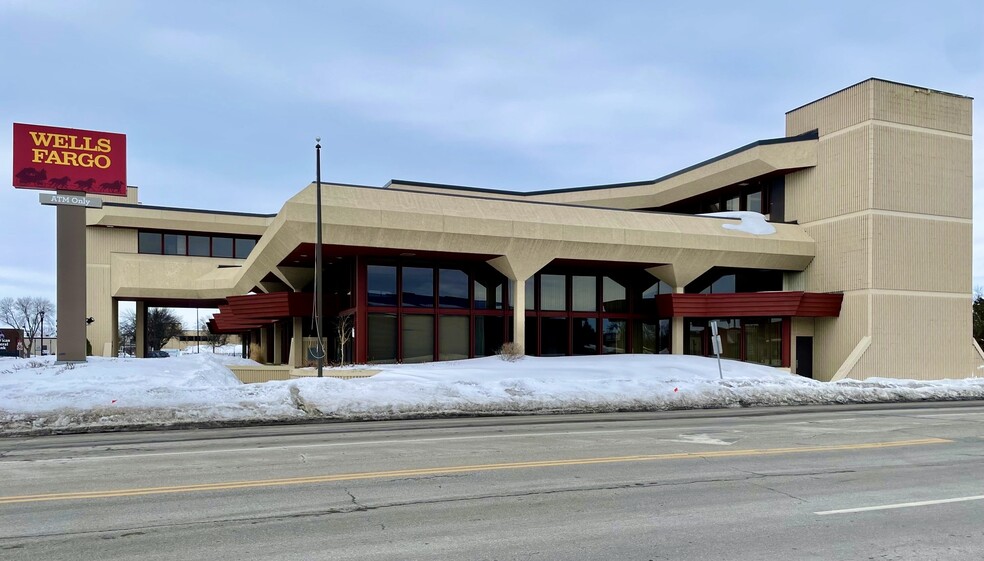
<box><xmin>82</xmin><ymin>79</ymin><xmax>981</xmax><ymax>381</ymax></box>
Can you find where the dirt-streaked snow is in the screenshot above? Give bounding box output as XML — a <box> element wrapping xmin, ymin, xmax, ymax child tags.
<box><xmin>2</xmin><ymin>353</ymin><xmax>983</xmax><ymax>433</ymax></box>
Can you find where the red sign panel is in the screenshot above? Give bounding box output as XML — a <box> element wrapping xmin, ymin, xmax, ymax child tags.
<box><xmin>12</xmin><ymin>123</ymin><xmax>127</xmax><ymax>196</ymax></box>
<box><xmin>0</xmin><ymin>329</ymin><xmax>22</xmax><ymax>357</ymax></box>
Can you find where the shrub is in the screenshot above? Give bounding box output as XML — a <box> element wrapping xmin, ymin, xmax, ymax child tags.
<box><xmin>495</xmin><ymin>342</ymin><xmax>524</xmax><ymax>362</ymax></box>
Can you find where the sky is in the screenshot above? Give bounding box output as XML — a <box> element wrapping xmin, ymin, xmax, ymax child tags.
<box><xmin>0</xmin><ymin>0</ymin><xmax>982</xmax><ymax>329</ymax></box>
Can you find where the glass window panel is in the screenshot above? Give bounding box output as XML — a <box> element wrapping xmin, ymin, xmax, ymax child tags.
<box><xmin>745</xmin><ymin>318</ymin><xmax>782</xmax><ymax>366</ymax></box>
<box><xmin>163</xmin><ymin>234</ymin><xmax>185</xmax><ymax>255</ymax></box>
<box><xmin>710</xmin><ymin>319</ymin><xmax>741</xmax><ymax>359</ymax></box>
<box><xmin>572</xmin><ymin>276</ymin><xmax>596</xmax><ymax>312</ymax></box>
<box><xmin>367</xmin><ymin>313</ymin><xmax>397</xmax><ymax>364</ymax></box>
<box><xmin>138</xmin><ymin>232</ymin><xmax>161</xmax><ymax>254</ymax></box>
<box><xmin>706</xmin><ymin>200</ymin><xmax>721</xmax><ymax>213</ymax></box>
<box><xmin>235</xmin><ymin>238</ymin><xmax>256</xmax><ymax>258</ymax></box>
<box><xmin>439</xmin><ymin>316</ymin><xmax>469</xmax><ymax>360</ymax></box>
<box><xmin>474</xmin><ymin>316</ymin><xmax>504</xmax><ymax>357</ymax></box>
<box><xmin>602</xmin><ymin>319</ymin><xmax>627</xmax><ymax>354</ymax></box>
<box><xmin>402</xmin><ymin>314</ymin><xmax>434</xmax><ymax>363</ymax></box>
<box><xmin>525</xmin><ymin>278</ymin><xmax>535</xmax><ymax>310</ymax></box>
<box><xmin>540</xmin><ymin>274</ymin><xmax>566</xmax><ymax>311</ymax></box>
<box><xmin>685</xmin><ymin>320</ymin><xmax>705</xmax><ymax>356</ymax></box>
<box><xmin>632</xmin><ymin>320</ymin><xmax>657</xmax><ymax>354</ymax></box>
<box><xmin>725</xmin><ymin>196</ymin><xmax>740</xmax><ymax>211</ymax></box>
<box><xmin>188</xmin><ymin>235</ymin><xmax>210</xmax><ymax>256</ymax></box>
<box><xmin>711</xmin><ymin>274</ymin><xmax>736</xmax><ymax>294</ymax></box>
<box><xmin>402</xmin><ymin>267</ymin><xmax>434</xmax><ymax>308</ymax></box>
<box><xmin>439</xmin><ymin>269</ymin><xmax>469</xmax><ymax>308</ymax></box>
<box><xmin>574</xmin><ymin>318</ymin><xmax>597</xmax><ymax>355</ymax></box>
<box><xmin>602</xmin><ymin>277</ymin><xmax>627</xmax><ymax>313</ymax></box>
<box><xmin>746</xmin><ymin>191</ymin><xmax>762</xmax><ymax>213</ymax></box>
<box><xmin>659</xmin><ymin>319</ymin><xmax>671</xmax><ymax>354</ymax></box>
<box><xmin>525</xmin><ymin>316</ymin><xmax>538</xmax><ymax>355</ymax></box>
<box><xmin>474</xmin><ymin>280</ymin><xmax>488</xmax><ymax>310</ymax></box>
<box><xmin>367</xmin><ymin>265</ymin><xmax>397</xmax><ymax>307</ymax></box>
<box><xmin>541</xmin><ymin>317</ymin><xmax>568</xmax><ymax>356</ymax></box>
<box><xmin>212</xmin><ymin>237</ymin><xmax>233</xmax><ymax>258</ymax></box>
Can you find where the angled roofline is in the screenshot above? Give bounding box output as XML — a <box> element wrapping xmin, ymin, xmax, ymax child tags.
<box><xmin>387</xmin><ymin>129</ymin><xmax>819</xmax><ymax>198</ymax></box>
<box><xmin>101</xmin><ymin>202</ymin><xmax>277</xmax><ymax>218</ymax></box>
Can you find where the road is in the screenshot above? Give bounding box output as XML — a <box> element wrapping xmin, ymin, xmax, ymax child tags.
<box><xmin>2</xmin><ymin>403</ymin><xmax>984</xmax><ymax>560</ymax></box>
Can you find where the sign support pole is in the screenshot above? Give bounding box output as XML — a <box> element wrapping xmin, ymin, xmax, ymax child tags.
<box><xmin>56</xmin><ymin>191</ymin><xmax>87</xmax><ymax>363</ymax></box>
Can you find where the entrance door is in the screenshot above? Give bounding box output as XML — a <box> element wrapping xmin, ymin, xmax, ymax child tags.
<box><xmin>795</xmin><ymin>336</ymin><xmax>813</xmax><ymax>378</ymax></box>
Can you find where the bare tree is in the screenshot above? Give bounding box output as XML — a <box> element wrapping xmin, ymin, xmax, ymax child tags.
<box><xmin>335</xmin><ymin>314</ymin><xmax>353</xmax><ymax>365</ymax></box>
<box><xmin>119</xmin><ymin>307</ymin><xmax>185</xmax><ymax>354</ymax></box>
<box><xmin>200</xmin><ymin>317</ymin><xmax>229</xmax><ymax>352</ymax></box>
<box><xmin>0</xmin><ymin>297</ymin><xmax>55</xmax><ymax>357</ymax></box>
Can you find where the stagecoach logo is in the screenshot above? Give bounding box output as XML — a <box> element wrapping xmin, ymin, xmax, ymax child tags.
<box><xmin>12</xmin><ymin>123</ymin><xmax>127</xmax><ymax>197</ymax></box>
<box><xmin>0</xmin><ymin>329</ymin><xmax>21</xmax><ymax>357</ymax></box>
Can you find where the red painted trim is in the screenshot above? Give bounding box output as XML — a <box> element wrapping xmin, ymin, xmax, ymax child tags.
<box><xmin>355</xmin><ymin>256</ymin><xmax>368</xmax><ymax>364</ymax></box>
<box><xmin>657</xmin><ymin>292</ymin><xmax>843</xmax><ymax>318</ymax></box>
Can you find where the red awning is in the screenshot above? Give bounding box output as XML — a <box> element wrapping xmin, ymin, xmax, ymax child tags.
<box><xmin>656</xmin><ymin>291</ymin><xmax>842</xmax><ymax>318</ymax></box>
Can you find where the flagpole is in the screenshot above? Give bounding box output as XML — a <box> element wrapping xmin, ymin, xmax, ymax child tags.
<box><xmin>315</xmin><ymin>138</ymin><xmax>324</xmax><ymax>378</ymax></box>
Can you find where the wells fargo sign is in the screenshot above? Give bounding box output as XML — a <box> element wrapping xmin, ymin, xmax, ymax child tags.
<box><xmin>12</xmin><ymin>123</ymin><xmax>126</xmax><ymax>196</ymax></box>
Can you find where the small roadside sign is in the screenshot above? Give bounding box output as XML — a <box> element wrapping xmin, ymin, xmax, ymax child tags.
<box><xmin>39</xmin><ymin>193</ymin><xmax>103</xmax><ymax>208</ymax></box>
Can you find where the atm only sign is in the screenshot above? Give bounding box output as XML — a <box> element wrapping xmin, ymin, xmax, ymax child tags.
<box><xmin>12</xmin><ymin>123</ymin><xmax>126</xmax><ymax>196</ymax></box>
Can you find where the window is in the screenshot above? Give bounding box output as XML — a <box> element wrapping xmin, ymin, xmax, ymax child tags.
<box><xmin>602</xmin><ymin>277</ymin><xmax>627</xmax><ymax>313</ymax></box>
<box><xmin>540</xmin><ymin>274</ymin><xmax>566</xmax><ymax>311</ymax></box>
<box><xmin>402</xmin><ymin>315</ymin><xmax>434</xmax><ymax>363</ymax></box>
<box><xmin>439</xmin><ymin>316</ymin><xmax>469</xmax><ymax>360</ymax></box>
<box><xmin>367</xmin><ymin>313</ymin><xmax>397</xmax><ymax>364</ymax></box>
<box><xmin>439</xmin><ymin>269</ymin><xmax>469</xmax><ymax>309</ymax></box>
<box><xmin>163</xmin><ymin>234</ymin><xmax>186</xmax><ymax>255</ymax></box>
<box><xmin>572</xmin><ymin>276</ymin><xmax>596</xmax><ymax>312</ymax></box>
<box><xmin>403</xmin><ymin>267</ymin><xmax>434</xmax><ymax>308</ymax></box>
<box><xmin>188</xmin><ymin>235</ymin><xmax>210</xmax><ymax>256</ymax></box>
<box><xmin>541</xmin><ymin>317</ymin><xmax>568</xmax><ymax>356</ymax></box>
<box><xmin>235</xmin><ymin>238</ymin><xmax>257</xmax><ymax>258</ymax></box>
<box><xmin>474</xmin><ymin>316</ymin><xmax>504</xmax><ymax>357</ymax></box>
<box><xmin>212</xmin><ymin>237</ymin><xmax>234</xmax><ymax>258</ymax></box>
<box><xmin>573</xmin><ymin>318</ymin><xmax>597</xmax><ymax>355</ymax></box>
<box><xmin>367</xmin><ymin>266</ymin><xmax>397</xmax><ymax>307</ymax></box>
<box><xmin>602</xmin><ymin>319</ymin><xmax>627</xmax><ymax>354</ymax></box>
<box><xmin>138</xmin><ymin>232</ymin><xmax>162</xmax><ymax>254</ymax></box>
<box><xmin>746</xmin><ymin>191</ymin><xmax>762</xmax><ymax>213</ymax></box>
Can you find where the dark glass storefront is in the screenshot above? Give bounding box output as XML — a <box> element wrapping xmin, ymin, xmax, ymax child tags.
<box><xmin>684</xmin><ymin>317</ymin><xmax>784</xmax><ymax>367</ymax></box>
<box><xmin>361</xmin><ymin>261</ymin><xmax>673</xmax><ymax>363</ymax></box>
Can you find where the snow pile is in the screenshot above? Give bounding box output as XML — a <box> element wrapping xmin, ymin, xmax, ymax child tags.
<box><xmin>700</xmin><ymin>211</ymin><xmax>776</xmax><ymax>235</ymax></box>
<box><xmin>2</xmin><ymin>354</ymin><xmax>984</xmax><ymax>433</ymax></box>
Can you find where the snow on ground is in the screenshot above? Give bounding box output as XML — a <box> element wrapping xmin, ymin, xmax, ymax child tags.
<box><xmin>2</xmin><ymin>354</ymin><xmax>984</xmax><ymax>434</ymax></box>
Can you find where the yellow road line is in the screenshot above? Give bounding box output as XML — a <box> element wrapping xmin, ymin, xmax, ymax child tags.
<box><xmin>0</xmin><ymin>438</ymin><xmax>950</xmax><ymax>505</ymax></box>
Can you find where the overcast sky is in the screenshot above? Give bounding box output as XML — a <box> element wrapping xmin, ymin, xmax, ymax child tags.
<box><xmin>1</xmin><ymin>0</ymin><xmax>982</xmax><ymax>328</ymax></box>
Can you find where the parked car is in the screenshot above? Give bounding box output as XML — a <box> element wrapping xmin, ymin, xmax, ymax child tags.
<box><xmin>146</xmin><ymin>350</ymin><xmax>171</xmax><ymax>358</ymax></box>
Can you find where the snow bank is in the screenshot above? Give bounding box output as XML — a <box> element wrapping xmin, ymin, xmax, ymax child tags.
<box><xmin>2</xmin><ymin>354</ymin><xmax>983</xmax><ymax>434</ymax></box>
<box><xmin>699</xmin><ymin>211</ymin><xmax>776</xmax><ymax>235</ymax></box>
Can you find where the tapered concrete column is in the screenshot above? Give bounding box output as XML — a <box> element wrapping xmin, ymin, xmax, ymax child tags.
<box><xmin>272</xmin><ymin>322</ymin><xmax>283</xmax><ymax>366</ymax></box>
<box><xmin>135</xmin><ymin>301</ymin><xmax>147</xmax><ymax>358</ymax></box>
<box><xmin>288</xmin><ymin>316</ymin><xmax>304</xmax><ymax>367</ymax></box>
<box><xmin>671</xmin><ymin>286</ymin><xmax>685</xmax><ymax>355</ymax></box>
<box><xmin>512</xmin><ymin>278</ymin><xmax>527</xmax><ymax>354</ymax></box>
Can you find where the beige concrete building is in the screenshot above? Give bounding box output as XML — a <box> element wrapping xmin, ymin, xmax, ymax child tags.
<box><xmin>83</xmin><ymin>79</ymin><xmax>981</xmax><ymax>380</ymax></box>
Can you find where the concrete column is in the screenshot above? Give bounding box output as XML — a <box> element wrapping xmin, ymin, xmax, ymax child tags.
<box><xmin>108</xmin><ymin>299</ymin><xmax>119</xmax><ymax>357</ymax></box>
<box><xmin>259</xmin><ymin>326</ymin><xmax>270</xmax><ymax>364</ymax></box>
<box><xmin>135</xmin><ymin>301</ymin><xmax>147</xmax><ymax>358</ymax></box>
<box><xmin>272</xmin><ymin>322</ymin><xmax>283</xmax><ymax>366</ymax></box>
<box><xmin>512</xmin><ymin>278</ymin><xmax>526</xmax><ymax>354</ymax></box>
<box><xmin>671</xmin><ymin>286</ymin><xmax>684</xmax><ymax>355</ymax></box>
<box><xmin>56</xmin><ymin>202</ymin><xmax>86</xmax><ymax>362</ymax></box>
<box><xmin>288</xmin><ymin>316</ymin><xmax>304</xmax><ymax>367</ymax></box>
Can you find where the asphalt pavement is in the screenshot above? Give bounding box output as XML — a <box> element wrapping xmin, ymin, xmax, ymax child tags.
<box><xmin>1</xmin><ymin>403</ymin><xmax>983</xmax><ymax>560</ymax></box>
